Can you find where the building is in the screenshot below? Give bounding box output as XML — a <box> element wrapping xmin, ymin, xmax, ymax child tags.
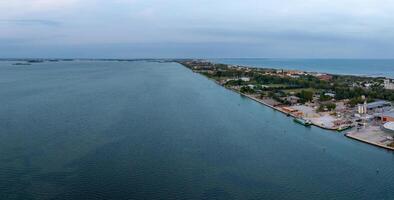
<box><xmin>363</xmin><ymin>83</ymin><xmax>372</xmax><ymax>89</ymax></box>
<box><xmin>382</xmin><ymin>122</ymin><xmax>394</xmax><ymax>136</ymax></box>
<box><xmin>240</xmin><ymin>77</ymin><xmax>250</xmax><ymax>82</ymax></box>
<box><xmin>288</xmin><ymin>75</ymin><xmax>300</xmax><ymax>78</ymax></box>
<box><xmin>283</xmin><ymin>96</ymin><xmax>300</xmax><ymax>104</ymax></box>
<box><xmin>247</xmin><ymin>84</ymin><xmax>255</xmax><ymax>89</ymax></box>
<box><xmin>367</xmin><ymin>100</ymin><xmax>392</xmax><ymax>111</ymax></box>
<box><xmin>357</xmin><ymin>101</ymin><xmax>367</xmax><ymax>114</ymax></box>
<box><xmin>281</xmin><ymin>107</ymin><xmax>299</xmax><ymax>113</ymax></box>
<box><xmin>316</xmin><ymin>74</ymin><xmax>333</xmax><ymax>81</ymax></box>
<box><xmin>324</xmin><ymin>93</ymin><xmax>336</xmax><ymax>98</ymax></box>
<box><xmin>382</xmin><ymin>111</ymin><xmax>394</xmax><ymax>122</ymax></box>
<box><xmin>384</xmin><ymin>79</ymin><xmax>394</xmax><ymax>90</ymax></box>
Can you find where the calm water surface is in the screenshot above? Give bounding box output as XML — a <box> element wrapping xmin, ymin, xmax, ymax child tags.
<box><xmin>212</xmin><ymin>58</ymin><xmax>394</xmax><ymax>78</ymax></box>
<box><xmin>0</xmin><ymin>61</ymin><xmax>393</xmax><ymax>200</ymax></box>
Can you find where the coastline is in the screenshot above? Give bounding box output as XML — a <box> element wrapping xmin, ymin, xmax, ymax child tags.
<box><xmin>229</xmin><ymin>84</ymin><xmax>338</xmax><ymax>131</ymax></box>
<box><xmin>180</xmin><ymin>61</ymin><xmax>394</xmax><ymax>151</ymax></box>
<box><xmin>189</xmin><ymin>67</ymin><xmax>339</xmax><ymax>131</ymax></box>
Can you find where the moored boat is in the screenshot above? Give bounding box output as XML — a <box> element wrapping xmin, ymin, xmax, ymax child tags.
<box><xmin>293</xmin><ymin>118</ymin><xmax>312</xmax><ymax>126</ymax></box>
<box><xmin>337</xmin><ymin>125</ymin><xmax>353</xmax><ymax>132</ymax></box>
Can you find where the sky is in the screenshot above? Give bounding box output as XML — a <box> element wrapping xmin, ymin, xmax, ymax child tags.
<box><xmin>1</xmin><ymin>0</ymin><xmax>394</xmax><ymax>58</ymax></box>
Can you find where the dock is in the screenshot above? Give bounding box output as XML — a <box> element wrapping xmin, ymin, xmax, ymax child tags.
<box><xmin>346</xmin><ymin>127</ymin><xmax>394</xmax><ymax>151</ymax></box>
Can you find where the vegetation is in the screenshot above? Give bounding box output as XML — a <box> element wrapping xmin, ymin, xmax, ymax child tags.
<box><xmin>297</xmin><ymin>90</ymin><xmax>314</xmax><ymax>103</ymax></box>
<box><xmin>319</xmin><ymin>93</ymin><xmax>333</xmax><ymax>101</ymax></box>
<box><xmin>240</xmin><ymin>86</ymin><xmax>255</xmax><ymax>94</ymax></box>
<box><xmin>318</xmin><ymin>103</ymin><xmax>336</xmax><ymax>112</ymax></box>
<box><xmin>225</xmin><ymin>79</ymin><xmax>244</xmax><ymax>86</ymax></box>
<box><xmin>180</xmin><ymin>60</ymin><xmax>394</xmax><ymax>105</ymax></box>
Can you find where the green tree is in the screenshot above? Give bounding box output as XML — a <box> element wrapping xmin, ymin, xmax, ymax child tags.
<box><xmin>348</xmin><ymin>96</ymin><xmax>364</xmax><ymax>107</ymax></box>
<box><xmin>318</xmin><ymin>103</ymin><xmax>336</xmax><ymax>112</ymax></box>
<box><xmin>320</xmin><ymin>93</ymin><xmax>332</xmax><ymax>101</ymax></box>
<box><xmin>298</xmin><ymin>90</ymin><xmax>314</xmax><ymax>103</ymax></box>
<box><xmin>240</xmin><ymin>86</ymin><xmax>255</xmax><ymax>94</ymax></box>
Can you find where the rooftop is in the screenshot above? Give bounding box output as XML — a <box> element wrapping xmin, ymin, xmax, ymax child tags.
<box><xmin>367</xmin><ymin>100</ymin><xmax>391</xmax><ymax>109</ymax></box>
<box><xmin>383</xmin><ymin>122</ymin><xmax>394</xmax><ymax>132</ymax></box>
<box><xmin>383</xmin><ymin>111</ymin><xmax>394</xmax><ymax>118</ymax></box>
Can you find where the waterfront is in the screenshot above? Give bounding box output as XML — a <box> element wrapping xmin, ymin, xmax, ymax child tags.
<box><xmin>181</xmin><ymin>60</ymin><xmax>394</xmax><ymax>150</ymax></box>
<box><xmin>0</xmin><ymin>60</ymin><xmax>394</xmax><ymax>200</ymax></box>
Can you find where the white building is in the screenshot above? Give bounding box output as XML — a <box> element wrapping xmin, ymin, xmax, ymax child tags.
<box><xmin>357</xmin><ymin>101</ymin><xmax>368</xmax><ymax>114</ymax></box>
<box><xmin>324</xmin><ymin>93</ymin><xmax>336</xmax><ymax>98</ymax></box>
<box><xmin>240</xmin><ymin>77</ymin><xmax>250</xmax><ymax>82</ymax></box>
<box><xmin>247</xmin><ymin>84</ymin><xmax>255</xmax><ymax>89</ymax></box>
<box><xmin>382</xmin><ymin>122</ymin><xmax>394</xmax><ymax>136</ymax></box>
<box><xmin>384</xmin><ymin>79</ymin><xmax>394</xmax><ymax>90</ymax></box>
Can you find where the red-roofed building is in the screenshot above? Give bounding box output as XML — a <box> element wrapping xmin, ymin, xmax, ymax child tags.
<box><xmin>317</xmin><ymin>74</ymin><xmax>333</xmax><ymax>81</ymax></box>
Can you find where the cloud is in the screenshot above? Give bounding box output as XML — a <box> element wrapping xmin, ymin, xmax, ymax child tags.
<box><xmin>1</xmin><ymin>0</ymin><xmax>394</xmax><ymax>58</ymax></box>
<box><xmin>0</xmin><ymin>0</ymin><xmax>78</xmax><ymax>18</ymax></box>
<box><xmin>0</xmin><ymin>19</ymin><xmax>61</xmax><ymax>27</ymax></box>
<box><xmin>1</xmin><ymin>0</ymin><xmax>78</xmax><ymax>11</ymax></box>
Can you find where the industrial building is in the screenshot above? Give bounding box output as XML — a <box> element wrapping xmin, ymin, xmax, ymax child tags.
<box><xmin>366</xmin><ymin>101</ymin><xmax>391</xmax><ymax>111</ymax></box>
<box><xmin>357</xmin><ymin>101</ymin><xmax>368</xmax><ymax>114</ymax></box>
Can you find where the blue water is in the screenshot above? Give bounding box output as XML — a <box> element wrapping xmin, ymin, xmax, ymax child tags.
<box><xmin>0</xmin><ymin>60</ymin><xmax>393</xmax><ymax>200</ymax></box>
<box><xmin>212</xmin><ymin>58</ymin><xmax>394</xmax><ymax>78</ymax></box>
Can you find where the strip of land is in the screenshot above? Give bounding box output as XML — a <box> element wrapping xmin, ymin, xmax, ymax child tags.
<box><xmin>177</xmin><ymin>59</ymin><xmax>394</xmax><ymax>151</ymax></box>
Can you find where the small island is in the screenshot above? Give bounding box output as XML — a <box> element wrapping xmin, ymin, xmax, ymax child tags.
<box><xmin>178</xmin><ymin>60</ymin><xmax>394</xmax><ymax>151</ymax></box>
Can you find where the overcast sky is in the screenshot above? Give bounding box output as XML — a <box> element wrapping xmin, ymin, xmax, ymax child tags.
<box><xmin>1</xmin><ymin>0</ymin><xmax>394</xmax><ymax>58</ymax></box>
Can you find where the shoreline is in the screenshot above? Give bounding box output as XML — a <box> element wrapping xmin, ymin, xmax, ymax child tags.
<box><xmin>231</xmin><ymin>86</ymin><xmax>338</xmax><ymax>131</ymax></box>
<box><xmin>201</xmin><ymin>71</ymin><xmax>340</xmax><ymax>131</ymax></box>
<box><xmin>222</xmin><ymin>78</ymin><xmax>394</xmax><ymax>151</ymax></box>
<box><xmin>181</xmin><ymin>62</ymin><xmax>394</xmax><ymax>151</ymax></box>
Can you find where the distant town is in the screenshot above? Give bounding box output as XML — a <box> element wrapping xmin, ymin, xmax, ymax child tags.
<box><xmin>179</xmin><ymin>60</ymin><xmax>394</xmax><ymax>151</ymax></box>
